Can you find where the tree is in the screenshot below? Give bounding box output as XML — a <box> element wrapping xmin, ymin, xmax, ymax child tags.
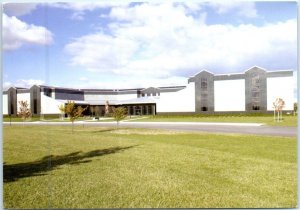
<box><xmin>58</xmin><ymin>104</ymin><xmax>65</xmax><ymax>120</ymax></box>
<box><xmin>64</xmin><ymin>101</ymin><xmax>87</xmax><ymax>133</ymax></box>
<box><xmin>18</xmin><ymin>100</ymin><xmax>31</xmax><ymax>125</ymax></box>
<box><xmin>112</xmin><ymin>107</ymin><xmax>127</xmax><ymax>127</ymax></box>
<box><xmin>105</xmin><ymin>101</ymin><xmax>110</xmax><ymax>116</ymax></box>
<box><xmin>273</xmin><ymin>98</ymin><xmax>285</xmax><ymax>122</ymax></box>
<box><xmin>294</xmin><ymin>102</ymin><xmax>297</xmax><ymax>116</ymax></box>
<box><xmin>89</xmin><ymin>106</ymin><xmax>95</xmax><ymax>117</ymax></box>
<box><xmin>94</xmin><ymin>106</ymin><xmax>100</xmax><ymax>119</ymax></box>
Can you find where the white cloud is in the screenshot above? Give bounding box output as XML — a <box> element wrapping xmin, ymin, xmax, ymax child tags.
<box><xmin>3</xmin><ymin>13</ymin><xmax>53</xmax><ymax>51</ymax></box>
<box><xmin>64</xmin><ymin>3</ymin><xmax>296</xmax><ymax>87</ymax></box>
<box><xmin>79</xmin><ymin>77</ymin><xmax>89</xmax><ymax>82</ymax></box>
<box><xmin>49</xmin><ymin>2</ymin><xmax>130</xmax><ymax>20</ymax></box>
<box><xmin>65</xmin><ymin>33</ymin><xmax>138</xmax><ymax>72</ymax></box>
<box><xmin>3</xmin><ymin>79</ymin><xmax>45</xmax><ymax>89</ymax></box>
<box><xmin>3</xmin><ymin>3</ymin><xmax>37</xmax><ymax>16</ymax></box>
<box><xmin>49</xmin><ymin>2</ymin><xmax>130</xmax><ymax>11</ymax></box>
<box><xmin>207</xmin><ymin>1</ymin><xmax>258</xmax><ymax>18</ymax></box>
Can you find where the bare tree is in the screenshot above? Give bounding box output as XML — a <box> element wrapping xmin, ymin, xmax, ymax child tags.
<box><xmin>18</xmin><ymin>100</ymin><xmax>31</xmax><ymax>125</ymax></box>
<box><xmin>89</xmin><ymin>106</ymin><xmax>95</xmax><ymax>117</ymax></box>
<box><xmin>58</xmin><ymin>104</ymin><xmax>65</xmax><ymax>120</ymax></box>
<box><xmin>273</xmin><ymin>98</ymin><xmax>285</xmax><ymax>122</ymax></box>
<box><xmin>105</xmin><ymin>101</ymin><xmax>110</xmax><ymax>116</ymax></box>
<box><xmin>94</xmin><ymin>106</ymin><xmax>100</xmax><ymax>120</ymax></box>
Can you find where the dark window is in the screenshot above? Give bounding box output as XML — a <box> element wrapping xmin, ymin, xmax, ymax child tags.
<box><xmin>129</xmin><ymin>106</ymin><xmax>133</xmax><ymax>115</ymax></box>
<box><xmin>33</xmin><ymin>99</ymin><xmax>37</xmax><ymax>114</ymax></box>
<box><xmin>147</xmin><ymin>93</ymin><xmax>150</xmax><ymax>96</ymax></box>
<box><xmin>201</xmin><ymin>107</ymin><xmax>208</xmax><ymax>111</ymax></box>
<box><xmin>32</xmin><ymin>89</ymin><xmax>38</xmax><ymax>114</ymax></box>
<box><xmin>143</xmin><ymin>106</ymin><xmax>147</xmax><ymax>115</ymax></box>
<box><xmin>10</xmin><ymin>104</ymin><xmax>14</xmax><ymax>115</ymax></box>
<box><xmin>201</xmin><ymin>78</ymin><xmax>207</xmax><ymax>90</ymax></box>
<box><xmin>44</xmin><ymin>89</ymin><xmax>52</xmax><ymax>97</ymax></box>
<box><xmin>252</xmin><ymin>105</ymin><xmax>260</xmax><ymax>110</ymax></box>
<box><xmin>148</xmin><ymin>105</ymin><xmax>152</xmax><ymax>115</ymax></box>
<box><xmin>10</xmin><ymin>93</ymin><xmax>14</xmax><ymax>114</ymax></box>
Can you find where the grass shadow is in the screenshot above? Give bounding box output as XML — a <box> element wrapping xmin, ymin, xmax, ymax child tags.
<box><xmin>4</xmin><ymin>145</ymin><xmax>138</xmax><ymax>183</ymax></box>
<box><xmin>88</xmin><ymin>128</ymin><xmax>136</xmax><ymax>133</ymax></box>
<box><xmin>90</xmin><ymin>128</ymin><xmax>118</xmax><ymax>133</ymax></box>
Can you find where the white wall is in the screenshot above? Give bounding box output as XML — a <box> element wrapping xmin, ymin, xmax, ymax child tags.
<box><xmin>117</xmin><ymin>94</ymin><xmax>137</xmax><ymax>100</ymax></box>
<box><xmin>17</xmin><ymin>93</ymin><xmax>31</xmax><ymax>110</ymax></box>
<box><xmin>267</xmin><ymin>77</ymin><xmax>294</xmax><ymax>111</ymax></box>
<box><xmin>156</xmin><ymin>83</ymin><xmax>195</xmax><ymax>112</ymax></box>
<box><xmin>41</xmin><ymin>95</ymin><xmax>65</xmax><ymax>114</ymax></box>
<box><xmin>85</xmin><ymin>93</ymin><xmax>137</xmax><ymax>101</ymax></box>
<box><xmin>214</xmin><ymin>79</ymin><xmax>245</xmax><ymax>111</ymax></box>
<box><xmin>84</xmin><ymin>94</ymin><xmax>118</xmax><ymax>101</ymax></box>
<box><xmin>3</xmin><ymin>94</ymin><xmax>8</xmax><ymax>115</ymax></box>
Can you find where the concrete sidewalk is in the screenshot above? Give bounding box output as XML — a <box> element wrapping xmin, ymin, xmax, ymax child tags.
<box><xmin>3</xmin><ymin>121</ymin><xmax>264</xmax><ymax>126</ymax></box>
<box><xmin>3</xmin><ymin>121</ymin><xmax>296</xmax><ymax>137</ymax></box>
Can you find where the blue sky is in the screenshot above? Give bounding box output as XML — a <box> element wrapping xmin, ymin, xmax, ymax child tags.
<box><xmin>2</xmin><ymin>1</ymin><xmax>297</xmax><ymax>95</ymax></box>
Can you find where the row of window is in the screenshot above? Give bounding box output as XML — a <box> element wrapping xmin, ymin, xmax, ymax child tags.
<box><xmin>200</xmin><ymin>105</ymin><xmax>261</xmax><ymax>111</ymax></box>
<box><xmin>140</xmin><ymin>92</ymin><xmax>160</xmax><ymax>97</ymax></box>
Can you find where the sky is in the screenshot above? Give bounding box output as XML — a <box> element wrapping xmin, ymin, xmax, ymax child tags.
<box><xmin>2</xmin><ymin>1</ymin><xmax>297</xmax><ymax>98</ymax></box>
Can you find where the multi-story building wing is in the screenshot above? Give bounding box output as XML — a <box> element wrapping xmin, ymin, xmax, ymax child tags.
<box><xmin>3</xmin><ymin>66</ymin><xmax>294</xmax><ymax>116</ymax></box>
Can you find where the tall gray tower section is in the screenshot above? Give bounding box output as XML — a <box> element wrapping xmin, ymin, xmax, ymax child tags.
<box><xmin>188</xmin><ymin>70</ymin><xmax>214</xmax><ymax>113</ymax></box>
<box><xmin>245</xmin><ymin>66</ymin><xmax>267</xmax><ymax>112</ymax></box>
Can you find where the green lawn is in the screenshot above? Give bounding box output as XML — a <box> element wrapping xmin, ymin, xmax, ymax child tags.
<box><xmin>132</xmin><ymin>115</ymin><xmax>297</xmax><ymax>126</ymax></box>
<box><xmin>3</xmin><ymin>115</ymin><xmax>136</xmax><ymax>122</ymax></box>
<box><xmin>3</xmin><ymin>116</ymin><xmax>41</xmax><ymax>122</ymax></box>
<box><xmin>4</xmin><ymin>125</ymin><xmax>297</xmax><ymax>208</ymax></box>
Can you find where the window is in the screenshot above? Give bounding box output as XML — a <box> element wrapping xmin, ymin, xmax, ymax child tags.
<box><xmin>201</xmin><ymin>78</ymin><xmax>207</xmax><ymax>90</ymax></box>
<box><xmin>201</xmin><ymin>93</ymin><xmax>208</xmax><ymax>98</ymax></box>
<box><xmin>33</xmin><ymin>99</ymin><xmax>37</xmax><ymax>114</ymax></box>
<box><xmin>44</xmin><ymin>89</ymin><xmax>52</xmax><ymax>97</ymax></box>
<box><xmin>251</xmin><ymin>75</ymin><xmax>260</xmax><ymax>89</ymax></box>
<box><xmin>10</xmin><ymin>104</ymin><xmax>14</xmax><ymax>115</ymax></box>
<box><xmin>252</xmin><ymin>92</ymin><xmax>259</xmax><ymax>98</ymax></box>
<box><xmin>251</xmin><ymin>74</ymin><xmax>261</xmax><ymax>110</ymax></box>
<box><xmin>32</xmin><ymin>89</ymin><xmax>38</xmax><ymax>114</ymax></box>
<box><xmin>10</xmin><ymin>93</ymin><xmax>14</xmax><ymax>114</ymax></box>
<box><xmin>141</xmin><ymin>93</ymin><xmax>145</xmax><ymax>97</ymax></box>
<box><xmin>201</xmin><ymin>107</ymin><xmax>208</xmax><ymax>111</ymax></box>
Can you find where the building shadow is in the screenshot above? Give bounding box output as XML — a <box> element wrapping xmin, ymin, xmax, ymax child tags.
<box><xmin>4</xmin><ymin>145</ymin><xmax>137</xmax><ymax>183</ymax></box>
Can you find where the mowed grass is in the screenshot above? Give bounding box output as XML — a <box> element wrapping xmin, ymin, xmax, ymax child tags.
<box><xmin>3</xmin><ymin>125</ymin><xmax>297</xmax><ymax>208</ymax></box>
<box><xmin>3</xmin><ymin>116</ymin><xmax>41</xmax><ymax>122</ymax></box>
<box><xmin>132</xmin><ymin>115</ymin><xmax>297</xmax><ymax>126</ymax></box>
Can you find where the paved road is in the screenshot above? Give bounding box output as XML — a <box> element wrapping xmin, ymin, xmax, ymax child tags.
<box><xmin>3</xmin><ymin>121</ymin><xmax>297</xmax><ymax>137</ymax></box>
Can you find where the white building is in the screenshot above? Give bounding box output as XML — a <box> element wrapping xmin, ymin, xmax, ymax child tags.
<box><xmin>3</xmin><ymin>66</ymin><xmax>294</xmax><ymax>116</ymax></box>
